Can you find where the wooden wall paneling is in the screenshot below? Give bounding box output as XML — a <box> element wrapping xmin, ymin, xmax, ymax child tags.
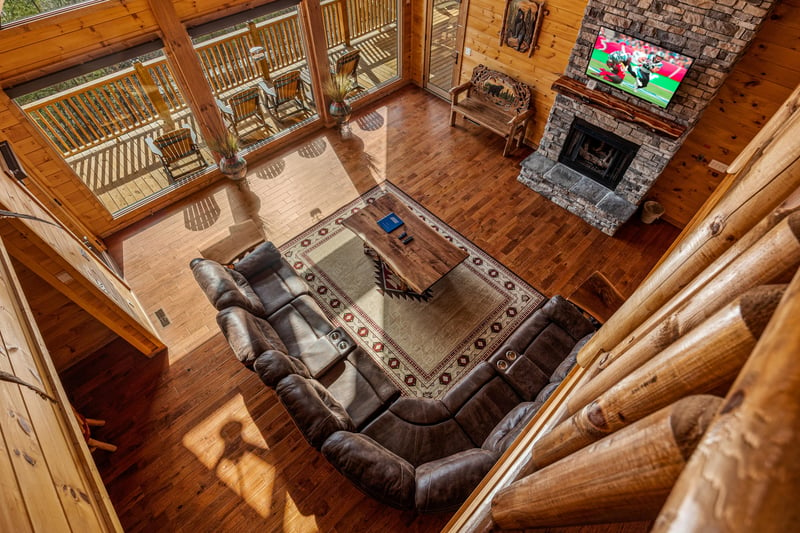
<box><xmin>648</xmin><ymin>0</ymin><xmax>800</xmax><ymax>228</ymax></box>
<box><xmin>0</xmin><ymin>90</ymin><xmax>111</xmax><ymax>246</ymax></box>
<box><xmin>458</xmin><ymin>0</ymin><xmax>588</xmax><ymax>147</ymax></box>
<box><xmin>10</xmin><ymin>258</ymin><xmax>118</xmax><ymax>371</ymax></box>
<box><xmin>0</xmin><ymin>171</ymin><xmax>164</xmax><ymax>357</ymax></box>
<box><xmin>0</xmin><ymin>238</ymin><xmax>123</xmax><ymax>532</ymax></box>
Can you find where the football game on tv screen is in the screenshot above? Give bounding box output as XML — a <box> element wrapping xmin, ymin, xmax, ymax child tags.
<box><xmin>585</xmin><ymin>27</ymin><xmax>694</xmax><ymax>109</ymax></box>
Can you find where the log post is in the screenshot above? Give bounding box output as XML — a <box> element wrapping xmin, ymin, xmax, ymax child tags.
<box><xmin>569</xmin><ymin>213</ymin><xmax>800</xmax><ymax>415</ymax></box>
<box><xmin>247</xmin><ymin>21</ymin><xmax>272</xmax><ymax>83</ymax></box>
<box><xmin>341</xmin><ymin>0</ymin><xmax>352</xmax><ymax>48</ymax></box>
<box><xmin>653</xmin><ymin>266</ymin><xmax>800</xmax><ymax>533</ymax></box>
<box><xmin>299</xmin><ymin>0</ymin><xmax>334</xmax><ymax>126</ymax></box>
<box><xmin>491</xmin><ymin>396</ymin><xmax>721</xmax><ymax>530</ymax></box>
<box><xmin>577</xmin><ymin>98</ymin><xmax>800</xmax><ymax>368</ymax></box>
<box><xmin>133</xmin><ymin>61</ymin><xmax>175</xmax><ymax>131</ymax></box>
<box><xmin>145</xmin><ymin>0</ymin><xmax>228</xmax><ymax>148</ymax></box>
<box><xmin>526</xmin><ymin>285</ymin><xmax>784</xmax><ymax>474</ymax></box>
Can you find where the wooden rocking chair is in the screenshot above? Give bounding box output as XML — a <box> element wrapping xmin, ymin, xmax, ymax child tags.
<box><xmin>217</xmin><ymin>87</ymin><xmax>270</xmax><ymax>137</ymax></box>
<box><xmin>145</xmin><ymin>127</ymin><xmax>208</xmax><ymax>182</ymax></box>
<box><xmin>259</xmin><ymin>70</ymin><xmax>309</xmax><ymax>122</ymax></box>
<box><xmin>301</xmin><ymin>47</ymin><xmax>365</xmax><ymax>97</ymax></box>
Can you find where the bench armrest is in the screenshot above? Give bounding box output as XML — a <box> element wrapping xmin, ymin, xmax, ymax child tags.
<box><xmin>507</xmin><ymin>108</ymin><xmax>535</xmax><ymax>126</ymax></box>
<box><xmin>449</xmin><ymin>81</ymin><xmax>472</xmax><ymax>102</ymax></box>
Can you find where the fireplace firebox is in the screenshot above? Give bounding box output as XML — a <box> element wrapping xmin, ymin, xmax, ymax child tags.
<box><xmin>558</xmin><ymin>118</ymin><xmax>639</xmax><ymax>190</ymax></box>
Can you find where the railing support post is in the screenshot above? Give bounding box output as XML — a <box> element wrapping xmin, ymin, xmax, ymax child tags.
<box><xmin>133</xmin><ymin>61</ymin><xmax>175</xmax><ymax>131</ymax></box>
<box><xmin>341</xmin><ymin>0</ymin><xmax>352</xmax><ymax>48</ymax></box>
<box><xmin>247</xmin><ymin>21</ymin><xmax>272</xmax><ymax>83</ymax></box>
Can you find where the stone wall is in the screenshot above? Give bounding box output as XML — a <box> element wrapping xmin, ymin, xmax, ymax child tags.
<box><xmin>518</xmin><ymin>0</ymin><xmax>775</xmax><ymax>235</ymax></box>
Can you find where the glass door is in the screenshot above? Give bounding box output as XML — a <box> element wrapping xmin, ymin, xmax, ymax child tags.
<box><xmin>424</xmin><ymin>0</ymin><xmax>463</xmax><ymax>98</ymax></box>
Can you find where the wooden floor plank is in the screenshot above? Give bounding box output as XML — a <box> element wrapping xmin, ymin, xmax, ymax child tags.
<box><xmin>62</xmin><ymin>86</ymin><xmax>679</xmax><ymax>532</ymax></box>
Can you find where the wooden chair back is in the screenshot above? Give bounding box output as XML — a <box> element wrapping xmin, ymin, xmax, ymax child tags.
<box><xmin>335</xmin><ymin>49</ymin><xmax>360</xmax><ymax>81</ymax></box>
<box><xmin>228</xmin><ymin>87</ymin><xmax>262</xmax><ymax>121</ymax></box>
<box><xmin>154</xmin><ymin>128</ymin><xmax>196</xmax><ymax>165</ymax></box>
<box><xmin>273</xmin><ymin>70</ymin><xmax>303</xmax><ymax>104</ymax></box>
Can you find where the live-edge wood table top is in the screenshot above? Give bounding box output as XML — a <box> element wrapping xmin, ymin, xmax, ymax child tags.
<box><xmin>342</xmin><ymin>194</ymin><xmax>469</xmax><ymax>294</ymax></box>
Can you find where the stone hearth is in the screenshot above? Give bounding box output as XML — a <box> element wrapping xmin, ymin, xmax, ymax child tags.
<box><xmin>519</xmin><ymin>0</ymin><xmax>775</xmax><ymax>235</ymax></box>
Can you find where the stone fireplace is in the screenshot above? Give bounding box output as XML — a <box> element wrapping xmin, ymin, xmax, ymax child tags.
<box><xmin>518</xmin><ymin>0</ymin><xmax>775</xmax><ymax>235</ymax></box>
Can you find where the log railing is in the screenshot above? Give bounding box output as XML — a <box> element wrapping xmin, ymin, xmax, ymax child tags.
<box><xmin>20</xmin><ymin>0</ymin><xmax>397</xmax><ymax>157</ymax></box>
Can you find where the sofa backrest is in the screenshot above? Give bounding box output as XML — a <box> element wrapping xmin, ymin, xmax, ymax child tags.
<box><xmin>190</xmin><ymin>257</ymin><xmax>266</xmax><ymax>316</ymax></box>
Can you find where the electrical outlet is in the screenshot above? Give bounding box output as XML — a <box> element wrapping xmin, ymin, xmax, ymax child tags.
<box><xmin>464</xmin><ymin>47</ymin><xmax>472</xmax><ymax>56</ymax></box>
<box><xmin>708</xmin><ymin>159</ymin><xmax>729</xmax><ymax>173</ymax></box>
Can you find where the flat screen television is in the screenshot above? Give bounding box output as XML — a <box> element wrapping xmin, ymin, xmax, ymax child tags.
<box><xmin>585</xmin><ymin>27</ymin><xmax>694</xmax><ymax>109</ymax></box>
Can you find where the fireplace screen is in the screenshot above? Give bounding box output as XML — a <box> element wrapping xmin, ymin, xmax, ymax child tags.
<box><xmin>559</xmin><ymin>118</ymin><xmax>639</xmax><ymax>190</ymax></box>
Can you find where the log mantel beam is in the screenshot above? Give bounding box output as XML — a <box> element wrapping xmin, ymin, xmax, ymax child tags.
<box><xmin>551</xmin><ymin>76</ymin><xmax>687</xmax><ymax>139</ymax></box>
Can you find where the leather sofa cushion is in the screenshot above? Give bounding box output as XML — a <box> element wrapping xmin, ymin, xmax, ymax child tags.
<box><xmin>322</xmin><ymin>431</ymin><xmax>415</xmax><ymax>510</ymax></box>
<box><xmin>294</xmin><ymin>333</ymin><xmax>347</xmax><ymax>378</ymax></box>
<box><xmin>442</xmin><ymin>362</ymin><xmax>496</xmax><ymax>413</ymax></box>
<box><xmin>267</xmin><ymin>295</ymin><xmax>332</xmax><ymax>356</ymax></box>
<box><xmin>232</xmin><ymin>241</ymin><xmax>283</xmax><ymax>279</ymax></box>
<box><xmin>191</xmin><ymin>258</ymin><xmax>266</xmax><ymax>316</ymax></box>
<box><xmin>489</xmin><ymin>350</ymin><xmax>549</xmax><ymax>401</ymax></box>
<box><xmin>415</xmin><ymin>448</ymin><xmax>499</xmax><ymax>513</ymax></box>
<box><xmin>275</xmin><ymin>374</ymin><xmax>354</xmax><ymax>448</ymax></box>
<box><xmin>345</xmin><ymin>347</ymin><xmax>400</xmax><ymax>405</ymax></box>
<box><xmin>321</xmin><ymin>359</ymin><xmax>396</xmax><ymax>429</ymax></box>
<box><xmin>253</xmin><ymin>350</ymin><xmax>310</xmax><ymax>388</ymax></box>
<box><xmin>535</xmin><ymin>382</ymin><xmax>560</xmax><ymax>404</ymax></box>
<box><xmin>216</xmin><ymin>306</ymin><xmax>288</xmax><ymax>368</ymax></box>
<box><xmin>523</xmin><ymin>322</ymin><xmax>581</xmax><ymax>376</ymax></box>
<box><xmin>451</xmin><ymin>376</ymin><xmax>521</xmax><ymax>446</ymax></box>
<box><xmin>236</xmin><ymin>251</ymin><xmax>309</xmax><ymax>316</ymax></box>
<box><xmin>482</xmin><ymin>401</ymin><xmax>544</xmax><ymax>454</ymax></box>
<box><xmin>549</xmin><ymin>333</ymin><xmax>591</xmax><ymax>383</ymax></box>
<box><xmin>363</xmin><ymin>399</ymin><xmax>474</xmax><ymax>467</ymax></box>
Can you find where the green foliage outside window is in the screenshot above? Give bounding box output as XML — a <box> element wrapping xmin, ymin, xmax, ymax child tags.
<box><xmin>0</xmin><ymin>0</ymin><xmax>91</xmax><ymax>26</ymax></box>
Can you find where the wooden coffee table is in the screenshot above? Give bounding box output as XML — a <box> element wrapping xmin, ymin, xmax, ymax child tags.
<box><xmin>342</xmin><ymin>193</ymin><xmax>468</xmax><ymax>294</ymax></box>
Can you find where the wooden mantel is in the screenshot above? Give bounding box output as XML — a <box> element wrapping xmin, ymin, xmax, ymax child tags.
<box><xmin>551</xmin><ymin>76</ymin><xmax>687</xmax><ymax>139</ymax></box>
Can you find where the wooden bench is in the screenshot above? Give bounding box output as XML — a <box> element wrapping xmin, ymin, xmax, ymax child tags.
<box><xmin>449</xmin><ymin>65</ymin><xmax>534</xmax><ymax>156</ymax></box>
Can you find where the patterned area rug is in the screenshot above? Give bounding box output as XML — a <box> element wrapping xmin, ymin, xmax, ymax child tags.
<box><xmin>280</xmin><ymin>182</ymin><xmax>545</xmax><ymax>398</ymax></box>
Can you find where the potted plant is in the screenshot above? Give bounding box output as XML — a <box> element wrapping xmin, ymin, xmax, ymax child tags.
<box><xmin>211</xmin><ymin>132</ymin><xmax>247</xmax><ymax>180</ymax></box>
<box><xmin>324</xmin><ymin>72</ymin><xmax>355</xmax><ymax>128</ymax></box>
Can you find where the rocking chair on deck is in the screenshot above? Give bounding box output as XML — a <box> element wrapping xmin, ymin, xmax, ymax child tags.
<box><xmin>217</xmin><ymin>87</ymin><xmax>270</xmax><ymax>137</ymax></box>
<box><xmin>301</xmin><ymin>47</ymin><xmax>365</xmax><ymax>97</ymax></box>
<box><xmin>259</xmin><ymin>70</ymin><xmax>309</xmax><ymax>123</ymax></box>
<box><xmin>145</xmin><ymin>127</ymin><xmax>208</xmax><ymax>183</ymax></box>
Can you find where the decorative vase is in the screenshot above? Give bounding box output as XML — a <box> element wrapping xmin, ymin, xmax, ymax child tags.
<box><xmin>219</xmin><ymin>154</ymin><xmax>247</xmax><ymax>180</ymax></box>
<box><xmin>329</xmin><ymin>100</ymin><xmax>352</xmax><ymax>128</ymax></box>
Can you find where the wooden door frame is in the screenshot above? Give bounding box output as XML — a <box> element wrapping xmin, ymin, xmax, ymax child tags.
<box><xmin>422</xmin><ymin>0</ymin><xmax>470</xmax><ymax>100</ymax></box>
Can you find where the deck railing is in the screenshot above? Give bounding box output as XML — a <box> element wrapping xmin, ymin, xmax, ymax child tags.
<box><xmin>21</xmin><ymin>0</ymin><xmax>397</xmax><ymax>157</ymax></box>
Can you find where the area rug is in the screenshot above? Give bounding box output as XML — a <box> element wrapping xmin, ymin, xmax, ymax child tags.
<box><xmin>280</xmin><ymin>182</ymin><xmax>545</xmax><ymax>398</ymax></box>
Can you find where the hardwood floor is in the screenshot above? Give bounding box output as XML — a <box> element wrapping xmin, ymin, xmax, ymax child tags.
<box><xmin>62</xmin><ymin>86</ymin><xmax>680</xmax><ymax>532</ymax></box>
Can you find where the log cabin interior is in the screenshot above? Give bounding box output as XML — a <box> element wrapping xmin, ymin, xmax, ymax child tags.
<box><xmin>0</xmin><ymin>0</ymin><xmax>798</xmax><ymax>531</ymax></box>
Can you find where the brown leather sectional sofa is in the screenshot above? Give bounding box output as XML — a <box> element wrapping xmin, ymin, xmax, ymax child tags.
<box><xmin>191</xmin><ymin>242</ymin><xmax>595</xmax><ymax>512</ymax></box>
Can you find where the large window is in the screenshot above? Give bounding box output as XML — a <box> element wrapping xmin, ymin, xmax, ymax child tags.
<box><xmin>192</xmin><ymin>4</ymin><xmax>318</xmax><ymax>151</ymax></box>
<box><xmin>14</xmin><ymin>47</ymin><xmax>210</xmax><ymax>214</ymax></box>
<box><xmin>0</xmin><ymin>0</ymin><xmax>95</xmax><ymax>26</ymax></box>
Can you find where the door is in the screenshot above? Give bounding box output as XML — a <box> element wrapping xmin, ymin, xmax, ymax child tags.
<box><xmin>424</xmin><ymin>0</ymin><xmax>464</xmax><ymax>98</ymax></box>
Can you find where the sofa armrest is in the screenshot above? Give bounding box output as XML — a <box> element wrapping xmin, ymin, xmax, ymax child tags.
<box><xmin>254</xmin><ymin>350</ymin><xmax>310</xmax><ymax>387</ymax></box>
<box><xmin>322</xmin><ymin>431</ymin><xmax>416</xmax><ymax>510</ymax></box>
<box><xmin>415</xmin><ymin>448</ymin><xmax>498</xmax><ymax>513</ymax></box>
<box><xmin>233</xmin><ymin>241</ymin><xmax>284</xmax><ymax>281</ymax></box>
<box><xmin>191</xmin><ymin>258</ymin><xmax>266</xmax><ymax>316</ymax></box>
<box><xmin>276</xmin><ymin>374</ymin><xmax>354</xmax><ymax>449</ymax></box>
<box><xmin>216</xmin><ymin>306</ymin><xmax>287</xmax><ymax>368</ymax></box>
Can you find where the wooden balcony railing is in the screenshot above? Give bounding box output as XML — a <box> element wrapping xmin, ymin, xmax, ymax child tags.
<box><xmin>21</xmin><ymin>0</ymin><xmax>397</xmax><ymax>158</ymax></box>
